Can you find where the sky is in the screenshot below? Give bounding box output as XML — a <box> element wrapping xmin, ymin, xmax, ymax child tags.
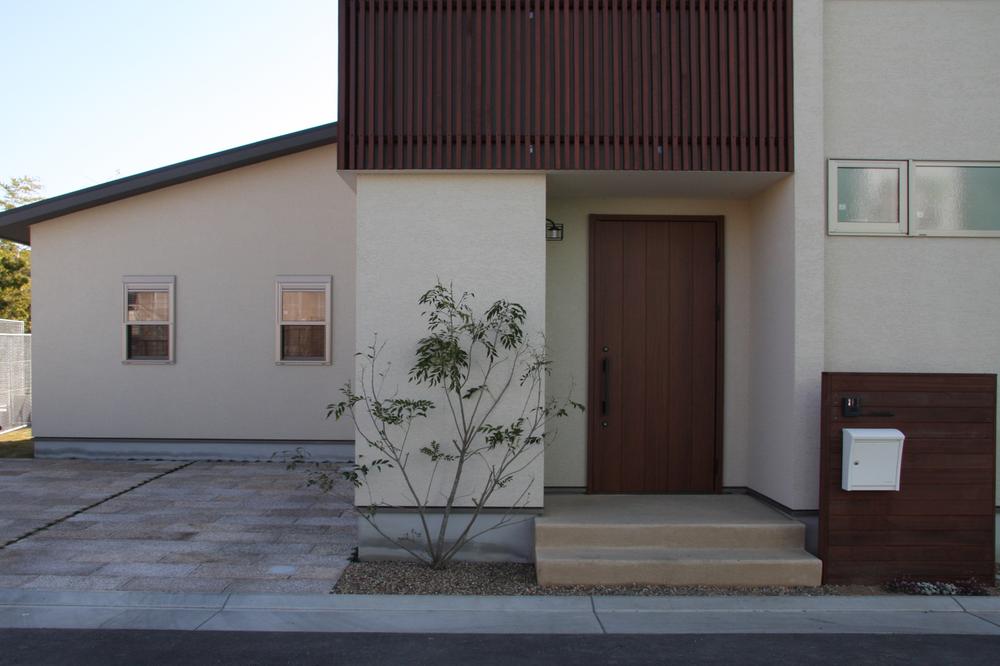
<box><xmin>1</xmin><ymin>0</ymin><xmax>338</xmax><ymax>198</ymax></box>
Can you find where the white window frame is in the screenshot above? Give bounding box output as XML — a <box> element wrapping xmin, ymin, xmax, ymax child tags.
<box><xmin>827</xmin><ymin>159</ymin><xmax>909</xmax><ymax>236</ymax></box>
<box><xmin>275</xmin><ymin>275</ymin><xmax>332</xmax><ymax>365</ymax></box>
<box><xmin>122</xmin><ymin>275</ymin><xmax>175</xmax><ymax>364</ymax></box>
<box><xmin>909</xmin><ymin>160</ymin><xmax>1000</xmax><ymax>238</ymax></box>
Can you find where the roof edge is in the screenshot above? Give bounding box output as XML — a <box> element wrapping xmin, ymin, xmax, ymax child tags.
<box><xmin>0</xmin><ymin>122</ymin><xmax>338</xmax><ymax>244</ymax></box>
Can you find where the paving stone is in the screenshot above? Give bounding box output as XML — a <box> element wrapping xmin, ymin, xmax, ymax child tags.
<box><xmin>0</xmin><ymin>460</ymin><xmax>355</xmax><ymax>594</ymax></box>
<box><xmin>0</xmin><ymin>575</ymin><xmax>38</xmax><ymax>588</ymax></box>
<box><xmin>189</xmin><ymin>532</ymin><xmax>278</xmax><ymax>543</ymax></box>
<box><xmin>2</xmin><ymin>561</ymin><xmax>103</xmax><ymax>576</ymax></box>
<box><xmin>310</xmin><ymin>547</ymin><xmax>357</xmax><ymax>559</ymax></box>
<box><xmin>217</xmin><ymin>543</ymin><xmax>317</xmax><ymax>556</ymax></box>
<box><xmin>157</xmin><ymin>551</ymin><xmax>267</xmax><ymax>565</ymax></box>
<box><xmin>70</xmin><ymin>550</ymin><xmax>173</xmax><ymax>564</ymax></box>
<box><xmin>214</xmin><ymin>515</ymin><xmax>306</xmax><ymax>526</ymax></box>
<box><xmin>292</xmin><ymin>565</ymin><xmax>350</xmax><ymax>580</ymax></box>
<box><xmin>222</xmin><ymin>578</ymin><xmax>338</xmax><ymax>594</ymax></box>
<box><xmin>22</xmin><ymin>576</ymin><xmax>131</xmax><ymax>591</ymax></box>
<box><xmin>65</xmin><ymin>513</ymin><xmax>147</xmax><ymax>523</ymax></box>
<box><xmin>294</xmin><ymin>516</ymin><xmax>357</xmax><ymax>527</ymax></box>
<box><xmin>120</xmin><ymin>577</ymin><xmax>232</xmax><ymax>593</ymax></box>
<box><xmin>276</xmin><ymin>533</ymin><xmax>346</xmax><ymax>544</ymax></box>
<box><xmin>94</xmin><ymin>563</ymin><xmax>199</xmax><ymax>577</ymax></box>
<box><xmin>190</xmin><ymin>564</ymin><xmax>301</xmax><ymax>580</ymax></box>
<box><xmin>258</xmin><ymin>554</ymin><xmax>351</xmax><ymax>567</ymax></box>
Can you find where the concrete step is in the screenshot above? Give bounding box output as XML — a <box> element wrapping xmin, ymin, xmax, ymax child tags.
<box><xmin>534</xmin><ymin>521</ymin><xmax>806</xmax><ymax>549</ymax></box>
<box><xmin>535</xmin><ymin>546</ymin><xmax>823</xmax><ymax>587</ymax></box>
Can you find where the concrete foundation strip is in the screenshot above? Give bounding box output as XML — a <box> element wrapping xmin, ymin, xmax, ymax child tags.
<box><xmin>0</xmin><ymin>460</ymin><xmax>197</xmax><ymax>550</ymax></box>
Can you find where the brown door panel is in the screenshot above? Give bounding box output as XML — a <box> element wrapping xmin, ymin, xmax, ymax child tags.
<box><xmin>588</xmin><ymin>216</ymin><xmax>722</xmax><ymax>493</ymax></box>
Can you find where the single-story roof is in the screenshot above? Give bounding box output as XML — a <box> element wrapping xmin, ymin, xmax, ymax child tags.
<box><xmin>0</xmin><ymin>122</ymin><xmax>338</xmax><ymax>244</ymax></box>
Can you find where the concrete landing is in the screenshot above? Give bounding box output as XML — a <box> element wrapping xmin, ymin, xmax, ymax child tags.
<box><xmin>535</xmin><ymin>494</ymin><xmax>822</xmax><ymax>587</ymax></box>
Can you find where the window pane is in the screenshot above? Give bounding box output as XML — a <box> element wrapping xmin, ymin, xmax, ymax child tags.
<box><xmin>127</xmin><ymin>324</ymin><xmax>170</xmax><ymax>360</ymax></box>
<box><xmin>837</xmin><ymin>167</ymin><xmax>899</xmax><ymax>224</ymax></box>
<box><xmin>912</xmin><ymin>165</ymin><xmax>1000</xmax><ymax>233</ymax></box>
<box><xmin>128</xmin><ymin>290</ymin><xmax>170</xmax><ymax>321</ymax></box>
<box><xmin>281</xmin><ymin>325</ymin><xmax>326</xmax><ymax>360</ymax></box>
<box><xmin>281</xmin><ymin>290</ymin><xmax>325</xmax><ymax>322</ymax></box>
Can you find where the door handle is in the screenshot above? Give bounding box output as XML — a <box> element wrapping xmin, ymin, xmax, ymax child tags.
<box><xmin>601</xmin><ymin>357</ymin><xmax>610</xmax><ymax>417</ymax></box>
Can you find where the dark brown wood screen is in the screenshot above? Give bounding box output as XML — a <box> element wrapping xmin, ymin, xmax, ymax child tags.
<box><xmin>819</xmin><ymin>373</ymin><xmax>997</xmax><ymax>585</ymax></box>
<box><xmin>338</xmin><ymin>0</ymin><xmax>793</xmax><ymax>171</ymax></box>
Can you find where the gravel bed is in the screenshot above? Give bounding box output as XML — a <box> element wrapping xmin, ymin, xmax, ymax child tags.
<box><xmin>333</xmin><ymin>561</ymin><xmax>891</xmax><ymax>596</ymax></box>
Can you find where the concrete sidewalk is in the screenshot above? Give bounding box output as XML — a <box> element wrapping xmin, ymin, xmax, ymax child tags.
<box><xmin>1</xmin><ymin>589</ymin><xmax>1000</xmax><ymax>634</ymax></box>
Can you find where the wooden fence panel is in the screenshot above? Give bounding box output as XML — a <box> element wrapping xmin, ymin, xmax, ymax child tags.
<box><xmin>819</xmin><ymin>372</ymin><xmax>997</xmax><ymax>585</ymax></box>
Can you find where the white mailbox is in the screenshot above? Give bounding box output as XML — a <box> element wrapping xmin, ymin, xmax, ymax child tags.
<box><xmin>842</xmin><ymin>428</ymin><xmax>905</xmax><ymax>491</ymax></box>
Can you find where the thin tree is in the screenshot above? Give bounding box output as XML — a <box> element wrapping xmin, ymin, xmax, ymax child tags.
<box><xmin>292</xmin><ymin>282</ymin><xmax>582</xmax><ymax>569</ymax></box>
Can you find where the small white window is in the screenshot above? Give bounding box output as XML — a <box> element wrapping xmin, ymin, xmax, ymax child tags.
<box><xmin>910</xmin><ymin>161</ymin><xmax>1000</xmax><ymax>237</ymax></box>
<box><xmin>276</xmin><ymin>276</ymin><xmax>332</xmax><ymax>364</ymax></box>
<box><xmin>828</xmin><ymin>160</ymin><xmax>908</xmax><ymax>236</ymax></box>
<box><xmin>123</xmin><ymin>276</ymin><xmax>175</xmax><ymax>364</ymax></box>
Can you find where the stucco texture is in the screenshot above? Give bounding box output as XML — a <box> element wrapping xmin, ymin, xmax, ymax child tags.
<box><xmin>824</xmin><ymin>0</ymin><xmax>1000</xmax><ymax>502</ymax></box>
<box><xmin>30</xmin><ymin>145</ymin><xmax>356</xmax><ymax>441</ymax></box>
<box><xmin>354</xmin><ymin>173</ymin><xmax>547</xmax><ymax>508</ymax></box>
<box><xmin>738</xmin><ymin>0</ymin><xmax>827</xmax><ymax>511</ymax></box>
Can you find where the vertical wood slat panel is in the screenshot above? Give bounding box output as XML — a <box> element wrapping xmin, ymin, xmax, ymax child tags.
<box><xmin>589</xmin><ymin>216</ymin><xmax>722</xmax><ymax>494</ymax></box>
<box><xmin>338</xmin><ymin>0</ymin><xmax>792</xmax><ymax>172</ymax></box>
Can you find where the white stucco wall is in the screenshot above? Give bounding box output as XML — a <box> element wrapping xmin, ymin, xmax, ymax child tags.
<box><xmin>30</xmin><ymin>144</ymin><xmax>357</xmax><ymax>441</ymax></box>
<box><xmin>355</xmin><ymin>173</ymin><xmax>547</xmax><ymax>508</ymax></box>
<box><xmin>747</xmin><ymin>176</ymin><xmax>798</xmax><ymax>503</ymax></box>
<box><xmin>544</xmin><ymin>197</ymin><xmax>753</xmax><ymax>489</ymax></box>
<box><xmin>824</xmin><ymin>0</ymin><xmax>1000</xmax><ymax>502</ymax></box>
<box><xmin>741</xmin><ymin>0</ymin><xmax>827</xmax><ymax>511</ymax></box>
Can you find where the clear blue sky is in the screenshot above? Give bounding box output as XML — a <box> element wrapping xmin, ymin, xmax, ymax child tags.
<box><xmin>1</xmin><ymin>0</ymin><xmax>338</xmax><ymax>198</ymax></box>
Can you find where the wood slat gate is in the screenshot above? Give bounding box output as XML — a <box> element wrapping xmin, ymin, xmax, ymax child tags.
<box><xmin>338</xmin><ymin>0</ymin><xmax>793</xmax><ymax>171</ymax></box>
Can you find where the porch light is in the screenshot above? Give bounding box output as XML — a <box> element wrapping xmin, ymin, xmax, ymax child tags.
<box><xmin>546</xmin><ymin>218</ymin><xmax>564</xmax><ymax>241</ymax></box>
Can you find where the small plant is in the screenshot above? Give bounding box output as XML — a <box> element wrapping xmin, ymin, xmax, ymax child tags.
<box><xmin>293</xmin><ymin>282</ymin><xmax>581</xmax><ymax>569</ymax></box>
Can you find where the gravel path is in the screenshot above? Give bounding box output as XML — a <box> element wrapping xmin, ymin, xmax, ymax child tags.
<box><xmin>333</xmin><ymin>561</ymin><xmax>892</xmax><ymax>596</ymax></box>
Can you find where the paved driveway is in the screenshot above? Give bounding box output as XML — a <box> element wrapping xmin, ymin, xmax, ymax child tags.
<box><xmin>0</xmin><ymin>460</ymin><xmax>356</xmax><ymax>594</ymax></box>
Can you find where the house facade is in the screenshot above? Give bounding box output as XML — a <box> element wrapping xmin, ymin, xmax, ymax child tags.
<box><xmin>1</xmin><ymin>0</ymin><xmax>998</xmax><ymax>582</ymax></box>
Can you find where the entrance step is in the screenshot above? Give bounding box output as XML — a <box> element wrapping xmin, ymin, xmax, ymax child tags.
<box><xmin>534</xmin><ymin>494</ymin><xmax>822</xmax><ymax>587</ymax></box>
<box><xmin>535</xmin><ymin>546</ymin><xmax>822</xmax><ymax>587</ymax></box>
<box><xmin>536</xmin><ymin>522</ymin><xmax>806</xmax><ymax>549</ymax></box>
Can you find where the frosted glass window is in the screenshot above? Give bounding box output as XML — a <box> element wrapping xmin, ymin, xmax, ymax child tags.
<box><xmin>911</xmin><ymin>164</ymin><xmax>1000</xmax><ymax>236</ymax></box>
<box><xmin>828</xmin><ymin>160</ymin><xmax>907</xmax><ymax>235</ymax></box>
<box><xmin>837</xmin><ymin>168</ymin><xmax>899</xmax><ymax>224</ymax></box>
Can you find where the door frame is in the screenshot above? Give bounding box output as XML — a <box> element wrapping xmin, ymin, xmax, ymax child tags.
<box><xmin>586</xmin><ymin>214</ymin><xmax>725</xmax><ymax>493</ymax></box>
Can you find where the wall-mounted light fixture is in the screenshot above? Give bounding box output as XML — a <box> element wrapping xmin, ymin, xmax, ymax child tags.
<box><xmin>546</xmin><ymin>218</ymin><xmax>564</xmax><ymax>241</ymax></box>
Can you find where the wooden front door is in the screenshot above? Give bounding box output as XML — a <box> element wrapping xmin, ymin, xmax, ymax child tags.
<box><xmin>587</xmin><ymin>216</ymin><xmax>723</xmax><ymax>493</ymax></box>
